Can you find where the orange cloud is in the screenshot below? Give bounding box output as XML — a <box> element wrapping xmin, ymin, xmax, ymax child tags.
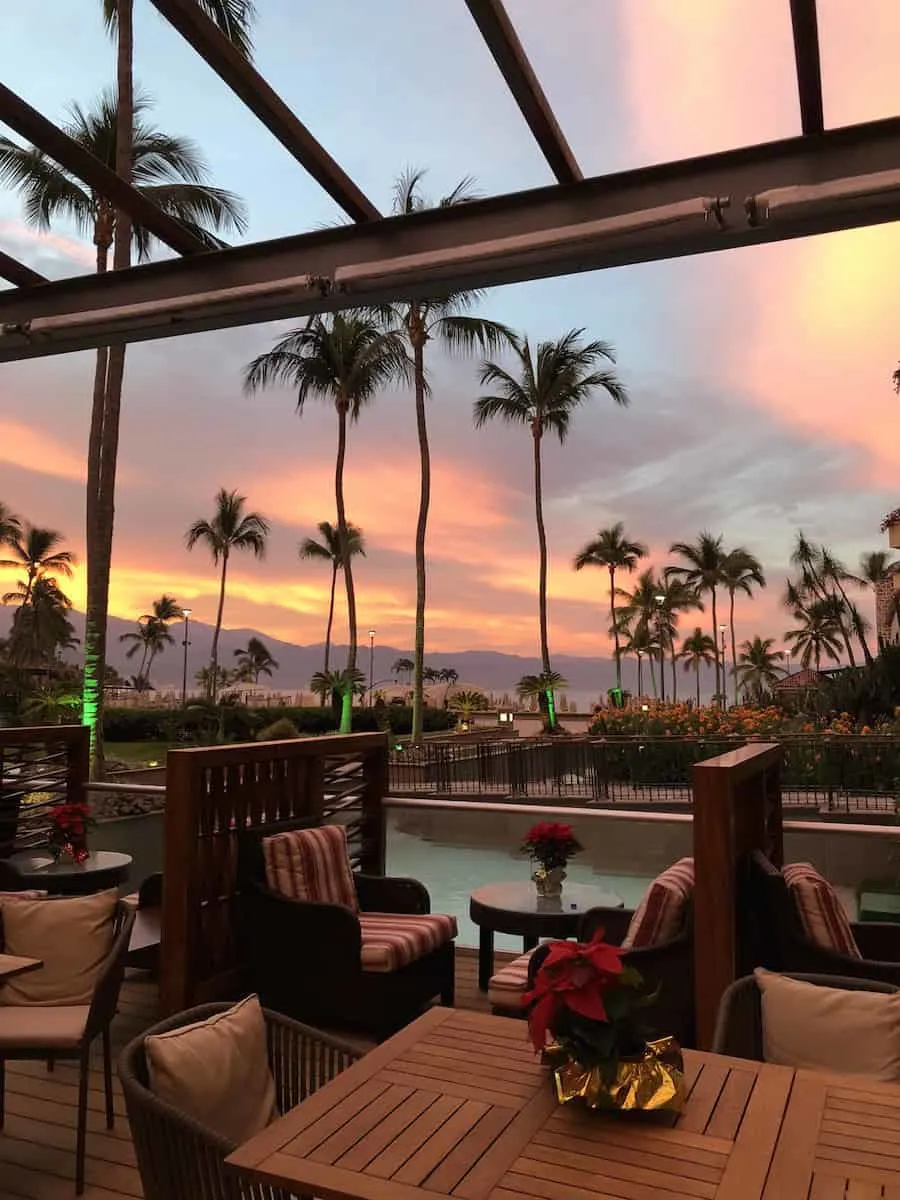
<box><xmin>0</xmin><ymin>419</ymin><xmax>86</xmax><ymax>483</ymax></box>
<box><xmin>0</xmin><ymin>220</ymin><xmax>95</xmax><ymax>270</ymax></box>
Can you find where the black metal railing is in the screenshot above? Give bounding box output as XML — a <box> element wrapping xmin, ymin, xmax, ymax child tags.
<box><xmin>388</xmin><ymin>735</ymin><xmax>900</xmax><ymax>814</ymax></box>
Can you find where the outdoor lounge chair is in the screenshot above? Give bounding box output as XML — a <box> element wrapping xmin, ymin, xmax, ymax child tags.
<box><xmin>713</xmin><ymin>972</ymin><xmax>899</xmax><ymax>1062</ymax></box>
<box><xmin>120</xmin><ymin>1000</ymin><xmax>361</xmax><ymax>1200</ymax></box>
<box><xmin>237</xmin><ymin>820</ymin><xmax>457</xmax><ymax>1035</ymax></box>
<box><xmin>0</xmin><ymin>893</ymin><xmax>135</xmax><ymax>1194</ymax></box>
<box><xmin>746</xmin><ymin>850</ymin><xmax>900</xmax><ymax>986</ymax></box>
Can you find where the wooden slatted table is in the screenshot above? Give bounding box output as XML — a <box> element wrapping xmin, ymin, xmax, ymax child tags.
<box><xmin>227</xmin><ymin>1007</ymin><xmax>797</xmax><ymax>1200</ymax></box>
<box><xmin>0</xmin><ymin>953</ymin><xmax>42</xmax><ymax>981</ymax></box>
<box><xmin>765</xmin><ymin>1068</ymin><xmax>900</xmax><ymax>1198</ymax></box>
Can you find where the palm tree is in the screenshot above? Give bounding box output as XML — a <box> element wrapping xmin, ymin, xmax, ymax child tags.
<box><xmin>140</xmin><ymin>593</ymin><xmax>184</xmax><ymax>678</ymax></box>
<box><xmin>119</xmin><ymin>619</ymin><xmax>160</xmax><ymax>678</ymax></box>
<box><xmin>186</xmin><ymin>489</ymin><xmax>269</xmax><ymax>701</ymax></box>
<box><xmin>392</xmin><ymin>657</ymin><xmax>414</xmax><ymax>685</ymax></box>
<box><xmin>374</xmin><ymin>170</ymin><xmax>515</xmax><ymax>743</ymax></box>
<box><xmin>451</xmin><ymin>689</ymin><xmax>489</xmax><ymax>722</ymax></box>
<box><xmin>516</xmin><ymin>671</ymin><xmax>568</xmax><ymax>723</ymax></box>
<box><xmin>668</xmin><ymin>532</ymin><xmax>727</xmax><ymax>700</ymax></box>
<box><xmin>244</xmin><ymin>314</ymin><xmax>409</xmax><ymax>733</ymax></box>
<box><xmin>785</xmin><ymin>601</ymin><xmax>844</xmax><ymax>672</ymax></box>
<box><xmin>679</xmin><ymin>628</ymin><xmax>717</xmax><ymax>706</ymax></box>
<box><xmin>5</xmin><ymin>577</ymin><xmax>78</xmax><ymax>668</ymax></box>
<box><xmin>0</xmin><ymin>526</ymin><xmax>75</xmax><ymax>606</ymax></box>
<box><xmin>310</xmin><ymin>668</ymin><xmax>365</xmax><ymax>712</ymax></box>
<box><xmin>475</xmin><ymin>331</ymin><xmax>628</xmax><ymax>727</ymax></box>
<box><xmin>0</xmin><ymin>503</ymin><xmax>21</xmax><ymax>549</ymax></box>
<box><xmin>0</xmin><ymin>90</ymin><xmax>246</xmax><ymax>777</ymax></box>
<box><xmin>618</xmin><ymin>569</ymin><xmax>664</xmax><ymax>698</ymax></box>
<box><xmin>820</xmin><ymin>545</ymin><xmax>871</xmax><ymax>665</ymax></box>
<box><xmin>574</xmin><ymin>522</ymin><xmax>647</xmax><ymax>693</ymax></box>
<box><xmin>860</xmin><ymin>550</ymin><xmax>898</xmax><ymax>648</ymax></box>
<box><xmin>299</xmin><ymin>520</ymin><xmax>365</xmax><ymax>679</ymax></box>
<box><xmin>736</xmin><ymin>636</ymin><xmax>785</xmax><ymax>702</ymax></box>
<box><xmin>234</xmin><ymin>636</ymin><xmax>279</xmax><ymax>684</ymax></box>
<box><xmin>719</xmin><ymin>548</ymin><xmax>766</xmax><ymax>705</ymax></box>
<box><xmin>438</xmin><ymin>667</ymin><xmax>459</xmax><ymax>706</ymax></box>
<box><xmin>656</xmin><ymin>574</ymin><xmax>702</xmax><ymax>702</ymax></box>
<box><xmin>621</xmin><ymin>623</ymin><xmax>654</xmax><ymax>696</ymax></box>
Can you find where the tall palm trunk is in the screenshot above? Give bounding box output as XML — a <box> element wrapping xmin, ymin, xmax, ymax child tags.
<box><xmin>832</xmin><ymin>578</ymin><xmax>873</xmax><ymax>666</ymax></box>
<box><xmin>728</xmin><ymin>589</ymin><xmax>739</xmax><ymax>706</ymax></box>
<box><xmin>636</xmin><ymin>655</ymin><xmax>643</xmax><ymax>696</ymax></box>
<box><xmin>710</xmin><ymin>587</ymin><xmax>720</xmax><ymax>700</ymax></box>
<box><xmin>84</xmin><ymin>0</ymin><xmax>133</xmax><ymax>778</ymax></box>
<box><xmin>648</xmin><ymin>652</ymin><xmax>658</xmax><ymax>699</ymax></box>
<box><xmin>658</xmin><ymin>635</ymin><xmax>665</xmax><ymax>702</ymax></box>
<box><xmin>209</xmin><ymin>549</ymin><xmax>229</xmax><ymax>700</ymax></box>
<box><xmin>608</xmin><ymin>565</ymin><xmax>621</xmax><ymax>690</ymax></box>
<box><xmin>335</xmin><ymin>399</ymin><xmax>356</xmax><ymax>734</ymax></box>
<box><xmin>532</xmin><ymin>426</ymin><xmax>555</xmax><ymax>727</ymax></box>
<box><xmin>411</xmin><ymin>334</ymin><xmax>429</xmax><ymax>743</ymax></box>
<box><xmin>321</xmin><ymin>561</ymin><xmax>337</xmax><ymax>703</ymax></box>
<box><xmin>670</xmin><ymin>642</ymin><xmax>678</xmax><ymax>702</ymax></box>
<box><xmin>695</xmin><ymin>664</ymin><xmax>701</xmax><ymax>706</ymax></box>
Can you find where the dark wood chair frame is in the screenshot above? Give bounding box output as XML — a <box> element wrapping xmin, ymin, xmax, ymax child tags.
<box><xmin>236</xmin><ymin>819</ymin><xmax>456</xmax><ymax>1036</ymax></box>
<box><xmin>120</xmin><ymin>1001</ymin><xmax>362</xmax><ymax>1200</ymax></box>
<box><xmin>0</xmin><ymin>899</ymin><xmax>136</xmax><ymax>1194</ymax></box>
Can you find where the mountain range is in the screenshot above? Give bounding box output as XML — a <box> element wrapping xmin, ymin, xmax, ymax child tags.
<box><xmin>0</xmin><ymin>608</ymin><xmax>619</xmax><ymax>707</ymax></box>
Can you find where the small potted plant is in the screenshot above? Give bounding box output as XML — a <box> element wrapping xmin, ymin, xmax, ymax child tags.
<box><xmin>881</xmin><ymin>507</ymin><xmax>900</xmax><ymax>549</ymax></box>
<box><xmin>47</xmin><ymin>802</ymin><xmax>94</xmax><ymax>864</ymax></box>
<box><xmin>521</xmin><ymin>821</ymin><xmax>582</xmax><ymax>897</ymax></box>
<box><xmin>524</xmin><ymin>930</ymin><xmax>684</xmax><ymax>1113</ymax></box>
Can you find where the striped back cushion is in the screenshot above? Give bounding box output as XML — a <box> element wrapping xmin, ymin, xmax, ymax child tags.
<box><xmin>622</xmin><ymin>858</ymin><xmax>694</xmax><ymax>950</ymax></box>
<box><xmin>783</xmin><ymin>862</ymin><xmax>860</xmax><ymax>959</ymax></box>
<box><xmin>262</xmin><ymin>825</ymin><xmax>358</xmax><ymax>912</ymax></box>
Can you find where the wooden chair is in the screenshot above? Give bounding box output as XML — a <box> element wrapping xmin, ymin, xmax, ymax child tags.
<box><xmin>236</xmin><ymin>820</ymin><xmax>456</xmax><ymax>1036</ymax></box>
<box><xmin>0</xmin><ymin>899</ymin><xmax>136</xmax><ymax>1194</ymax></box>
<box><xmin>746</xmin><ymin>850</ymin><xmax>900</xmax><ymax>986</ymax></box>
<box><xmin>119</xmin><ymin>1002</ymin><xmax>361</xmax><ymax>1200</ymax></box>
<box><xmin>712</xmin><ymin>972</ymin><xmax>899</xmax><ymax>1061</ymax></box>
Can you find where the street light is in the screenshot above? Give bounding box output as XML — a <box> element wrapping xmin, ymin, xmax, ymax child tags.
<box><xmin>655</xmin><ymin>595</ymin><xmax>666</xmax><ymax>703</ymax></box>
<box><xmin>181</xmin><ymin>609</ymin><xmax>192</xmax><ymax>706</ymax></box>
<box><xmin>368</xmin><ymin>629</ymin><xmax>376</xmax><ymax>706</ymax></box>
<box><xmin>719</xmin><ymin>624</ymin><xmax>727</xmax><ymax>709</ymax></box>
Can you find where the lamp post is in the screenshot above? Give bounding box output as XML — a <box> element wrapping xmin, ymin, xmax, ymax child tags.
<box><xmin>655</xmin><ymin>594</ymin><xmax>666</xmax><ymax>703</ymax></box>
<box><xmin>636</xmin><ymin>649</ymin><xmax>643</xmax><ymax>697</ymax></box>
<box><xmin>181</xmin><ymin>608</ymin><xmax>192</xmax><ymax>706</ymax></box>
<box><xmin>719</xmin><ymin>624</ymin><xmax>727</xmax><ymax>708</ymax></box>
<box><xmin>368</xmin><ymin>629</ymin><xmax>376</xmax><ymax>706</ymax></box>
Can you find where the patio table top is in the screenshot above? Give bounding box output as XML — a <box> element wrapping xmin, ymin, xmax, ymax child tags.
<box><xmin>227</xmin><ymin>1006</ymin><xmax>802</xmax><ymax>1200</ymax></box>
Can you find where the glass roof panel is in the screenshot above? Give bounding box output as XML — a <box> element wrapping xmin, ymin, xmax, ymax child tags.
<box><xmin>818</xmin><ymin>0</ymin><xmax>900</xmax><ymax>127</ymax></box>
<box><xmin>506</xmin><ymin>0</ymin><xmax>801</xmax><ymax>177</ymax></box>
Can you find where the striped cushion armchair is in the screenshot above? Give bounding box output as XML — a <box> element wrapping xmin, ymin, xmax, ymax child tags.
<box><xmin>238</xmin><ymin>823</ymin><xmax>456</xmax><ymax>1036</ymax></box>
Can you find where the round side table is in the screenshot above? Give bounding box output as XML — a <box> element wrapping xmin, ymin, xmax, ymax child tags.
<box><xmin>7</xmin><ymin>849</ymin><xmax>132</xmax><ymax>897</ymax></box>
<box><xmin>470</xmin><ymin>880</ymin><xmax>623</xmax><ymax>992</ymax></box>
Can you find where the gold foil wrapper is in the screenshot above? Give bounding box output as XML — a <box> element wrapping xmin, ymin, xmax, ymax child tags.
<box><xmin>546</xmin><ymin>1036</ymin><xmax>685</xmax><ymax>1113</ymax></box>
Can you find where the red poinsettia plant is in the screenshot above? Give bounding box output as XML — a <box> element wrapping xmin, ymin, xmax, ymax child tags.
<box><xmin>48</xmin><ymin>802</ymin><xmax>95</xmax><ymax>860</ymax></box>
<box><xmin>521</xmin><ymin>821</ymin><xmax>582</xmax><ymax>870</ymax></box>
<box><xmin>524</xmin><ymin>931</ymin><xmax>658</xmax><ymax>1077</ymax></box>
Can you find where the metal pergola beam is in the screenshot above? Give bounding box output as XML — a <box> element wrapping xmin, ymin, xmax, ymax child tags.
<box><xmin>464</xmin><ymin>0</ymin><xmax>582</xmax><ymax>185</ymax></box>
<box><xmin>0</xmin><ymin>83</ymin><xmax>207</xmax><ymax>257</ymax></box>
<box><xmin>149</xmin><ymin>0</ymin><xmax>380</xmax><ymax>223</ymax></box>
<box><xmin>789</xmin><ymin>0</ymin><xmax>825</xmax><ymax>136</ymax></box>
<box><xmin>0</xmin><ymin>251</ymin><xmax>47</xmax><ymax>288</ymax></box>
<box><xmin>2</xmin><ymin>115</ymin><xmax>900</xmax><ymax>361</ymax></box>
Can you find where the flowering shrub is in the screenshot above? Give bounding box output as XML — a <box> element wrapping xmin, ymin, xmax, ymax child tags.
<box><xmin>589</xmin><ymin>702</ymin><xmax>888</xmax><ymax>739</ymax></box>
<box><xmin>521</xmin><ymin>821</ymin><xmax>582</xmax><ymax>870</ymax></box>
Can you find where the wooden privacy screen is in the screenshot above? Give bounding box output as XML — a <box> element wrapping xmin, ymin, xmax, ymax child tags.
<box><xmin>159</xmin><ymin>732</ymin><xmax>389</xmax><ymax>1015</ymax></box>
<box><xmin>0</xmin><ymin>724</ymin><xmax>89</xmax><ymax>858</ymax></box>
<box><xmin>692</xmin><ymin>742</ymin><xmax>783</xmax><ymax>1049</ymax></box>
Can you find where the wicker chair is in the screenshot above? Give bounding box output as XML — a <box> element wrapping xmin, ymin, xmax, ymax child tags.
<box><xmin>745</xmin><ymin>850</ymin><xmax>900</xmax><ymax>985</ymax></box>
<box><xmin>236</xmin><ymin>821</ymin><xmax>456</xmax><ymax>1036</ymax></box>
<box><xmin>712</xmin><ymin>972</ymin><xmax>899</xmax><ymax>1061</ymax></box>
<box><xmin>119</xmin><ymin>1003</ymin><xmax>362</xmax><ymax>1200</ymax></box>
<box><xmin>0</xmin><ymin>899</ymin><xmax>136</xmax><ymax>1194</ymax></box>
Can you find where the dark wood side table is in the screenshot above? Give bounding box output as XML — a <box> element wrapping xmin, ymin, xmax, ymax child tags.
<box><xmin>469</xmin><ymin>880</ymin><xmax>623</xmax><ymax>991</ymax></box>
<box><xmin>7</xmin><ymin>849</ymin><xmax>132</xmax><ymax>896</ymax></box>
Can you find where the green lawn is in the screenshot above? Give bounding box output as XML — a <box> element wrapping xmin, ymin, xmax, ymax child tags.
<box><xmin>105</xmin><ymin>740</ymin><xmax>174</xmax><ymax>766</ymax></box>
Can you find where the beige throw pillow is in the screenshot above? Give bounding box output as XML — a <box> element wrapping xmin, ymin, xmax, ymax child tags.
<box><xmin>754</xmin><ymin>968</ymin><xmax>900</xmax><ymax>1081</ymax></box>
<box><xmin>145</xmin><ymin>994</ymin><xmax>278</xmax><ymax>1147</ymax></box>
<box><xmin>0</xmin><ymin>889</ymin><xmax>117</xmax><ymax>1006</ymax></box>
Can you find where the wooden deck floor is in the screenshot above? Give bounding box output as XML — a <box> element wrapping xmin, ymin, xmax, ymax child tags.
<box><xmin>0</xmin><ymin>948</ymin><xmax>506</xmax><ymax>1200</ymax></box>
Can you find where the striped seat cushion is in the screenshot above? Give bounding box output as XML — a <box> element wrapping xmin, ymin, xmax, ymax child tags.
<box><xmin>262</xmin><ymin>825</ymin><xmax>358</xmax><ymax>912</ymax></box>
<box><xmin>359</xmin><ymin>913</ymin><xmax>457</xmax><ymax>973</ymax></box>
<box><xmin>783</xmin><ymin>862</ymin><xmax>861</xmax><ymax>959</ymax></box>
<box><xmin>622</xmin><ymin>858</ymin><xmax>694</xmax><ymax>950</ymax></box>
<box><xmin>488</xmin><ymin>950</ymin><xmax>535</xmax><ymax>1011</ymax></box>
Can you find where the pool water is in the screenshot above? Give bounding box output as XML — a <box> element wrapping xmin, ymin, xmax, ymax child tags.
<box><xmin>385</xmin><ymin>811</ymin><xmax>651</xmax><ymax>951</ymax></box>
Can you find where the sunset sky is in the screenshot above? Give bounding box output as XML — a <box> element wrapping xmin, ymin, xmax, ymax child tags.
<box><xmin>1</xmin><ymin>0</ymin><xmax>899</xmax><ymax>664</ymax></box>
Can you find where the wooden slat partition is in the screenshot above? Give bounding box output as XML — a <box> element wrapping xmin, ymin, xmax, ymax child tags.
<box><xmin>159</xmin><ymin>732</ymin><xmax>389</xmax><ymax>1015</ymax></box>
<box><xmin>0</xmin><ymin>724</ymin><xmax>89</xmax><ymax>856</ymax></box>
<box><xmin>692</xmin><ymin>742</ymin><xmax>783</xmax><ymax>1049</ymax></box>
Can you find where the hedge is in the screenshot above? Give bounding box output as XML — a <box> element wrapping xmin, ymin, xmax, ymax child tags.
<box><xmin>102</xmin><ymin>704</ymin><xmax>455</xmax><ymax>743</ymax></box>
